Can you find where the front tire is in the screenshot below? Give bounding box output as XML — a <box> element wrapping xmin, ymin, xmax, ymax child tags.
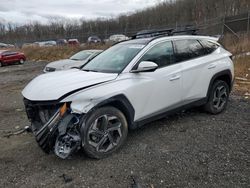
<box><xmin>204</xmin><ymin>80</ymin><xmax>229</xmax><ymax>114</ymax></box>
<box><xmin>82</xmin><ymin>106</ymin><xmax>128</xmax><ymax>159</ymax></box>
<box><xmin>0</xmin><ymin>62</ymin><xmax>2</xmax><ymax>67</ymax></box>
<box><xmin>19</xmin><ymin>59</ymin><xmax>25</xmax><ymax>64</ymax></box>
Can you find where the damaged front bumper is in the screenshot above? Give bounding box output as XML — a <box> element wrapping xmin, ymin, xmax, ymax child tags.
<box><xmin>24</xmin><ymin>99</ymin><xmax>83</xmax><ymax>159</ymax></box>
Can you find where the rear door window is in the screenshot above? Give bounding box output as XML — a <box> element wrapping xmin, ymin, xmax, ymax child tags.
<box><xmin>173</xmin><ymin>39</ymin><xmax>205</xmax><ymax>63</ymax></box>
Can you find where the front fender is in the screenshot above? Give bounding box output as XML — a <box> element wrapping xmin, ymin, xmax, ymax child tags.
<box><xmin>69</xmin><ymin>96</ymin><xmax>110</xmax><ymax>114</ymax></box>
<box><xmin>60</xmin><ymin>78</ymin><xmax>130</xmax><ymax>114</ymax></box>
<box><xmin>61</xmin><ymin>87</ymin><xmax>124</xmax><ymax>114</ymax></box>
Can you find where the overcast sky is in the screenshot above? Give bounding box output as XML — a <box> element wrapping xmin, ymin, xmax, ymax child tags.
<box><xmin>0</xmin><ymin>0</ymin><xmax>162</xmax><ymax>25</ymax></box>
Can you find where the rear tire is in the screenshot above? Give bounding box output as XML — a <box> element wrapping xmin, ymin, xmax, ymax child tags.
<box><xmin>82</xmin><ymin>106</ymin><xmax>128</xmax><ymax>159</ymax></box>
<box><xmin>0</xmin><ymin>62</ymin><xmax>2</xmax><ymax>67</ymax></box>
<box><xmin>204</xmin><ymin>80</ymin><xmax>229</xmax><ymax>114</ymax></box>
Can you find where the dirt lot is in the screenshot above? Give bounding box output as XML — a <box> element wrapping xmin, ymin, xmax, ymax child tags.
<box><xmin>0</xmin><ymin>62</ymin><xmax>249</xmax><ymax>188</ymax></box>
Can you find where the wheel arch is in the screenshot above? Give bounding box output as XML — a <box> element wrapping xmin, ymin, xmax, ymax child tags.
<box><xmin>89</xmin><ymin>94</ymin><xmax>135</xmax><ymax>129</ymax></box>
<box><xmin>207</xmin><ymin>69</ymin><xmax>233</xmax><ymax>98</ymax></box>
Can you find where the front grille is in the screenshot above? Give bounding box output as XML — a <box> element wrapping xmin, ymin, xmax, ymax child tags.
<box><xmin>23</xmin><ymin>98</ymin><xmax>60</xmax><ymax>122</ymax></box>
<box><xmin>23</xmin><ymin>98</ymin><xmax>36</xmax><ymax>120</ymax></box>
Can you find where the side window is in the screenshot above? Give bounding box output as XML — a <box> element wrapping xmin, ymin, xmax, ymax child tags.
<box><xmin>199</xmin><ymin>40</ymin><xmax>220</xmax><ymax>54</ymax></box>
<box><xmin>2</xmin><ymin>51</ymin><xmax>10</xmax><ymax>56</ymax></box>
<box><xmin>2</xmin><ymin>51</ymin><xmax>16</xmax><ymax>56</ymax></box>
<box><xmin>9</xmin><ymin>52</ymin><xmax>17</xmax><ymax>55</ymax></box>
<box><xmin>139</xmin><ymin>41</ymin><xmax>174</xmax><ymax>68</ymax></box>
<box><xmin>174</xmin><ymin>39</ymin><xmax>205</xmax><ymax>63</ymax></box>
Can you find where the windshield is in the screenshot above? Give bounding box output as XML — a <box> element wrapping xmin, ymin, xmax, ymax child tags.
<box><xmin>82</xmin><ymin>44</ymin><xmax>144</xmax><ymax>73</ymax></box>
<box><xmin>70</xmin><ymin>51</ymin><xmax>92</xmax><ymax>61</ymax></box>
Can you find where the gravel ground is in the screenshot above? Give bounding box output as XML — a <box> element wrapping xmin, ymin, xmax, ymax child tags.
<box><xmin>0</xmin><ymin>62</ymin><xmax>249</xmax><ymax>188</ymax></box>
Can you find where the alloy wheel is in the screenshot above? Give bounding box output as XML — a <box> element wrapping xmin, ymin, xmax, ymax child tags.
<box><xmin>212</xmin><ymin>85</ymin><xmax>228</xmax><ymax>111</ymax></box>
<box><xmin>87</xmin><ymin>114</ymin><xmax>122</xmax><ymax>153</ymax></box>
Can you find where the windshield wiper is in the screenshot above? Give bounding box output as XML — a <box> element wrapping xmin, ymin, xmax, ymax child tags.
<box><xmin>82</xmin><ymin>69</ymin><xmax>100</xmax><ymax>72</ymax></box>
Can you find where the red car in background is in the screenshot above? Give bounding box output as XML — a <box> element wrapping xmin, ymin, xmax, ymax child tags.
<box><xmin>68</xmin><ymin>39</ymin><xmax>80</xmax><ymax>46</ymax></box>
<box><xmin>0</xmin><ymin>50</ymin><xmax>26</xmax><ymax>67</ymax></box>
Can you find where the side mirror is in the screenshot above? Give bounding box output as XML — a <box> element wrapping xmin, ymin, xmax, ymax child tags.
<box><xmin>130</xmin><ymin>61</ymin><xmax>158</xmax><ymax>73</ymax></box>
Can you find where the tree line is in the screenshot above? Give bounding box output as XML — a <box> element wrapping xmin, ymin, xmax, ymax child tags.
<box><xmin>0</xmin><ymin>0</ymin><xmax>249</xmax><ymax>44</ymax></box>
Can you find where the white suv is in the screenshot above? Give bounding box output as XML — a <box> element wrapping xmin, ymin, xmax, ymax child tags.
<box><xmin>22</xmin><ymin>34</ymin><xmax>234</xmax><ymax>159</ymax></box>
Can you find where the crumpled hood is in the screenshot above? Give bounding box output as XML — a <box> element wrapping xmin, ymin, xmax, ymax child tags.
<box><xmin>22</xmin><ymin>69</ymin><xmax>118</xmax><ymax>101</ymax></box>
<box><xmin>46</xmin><ymin>59</ymin><xmax>87</xmax><ymax>70</ymax></box>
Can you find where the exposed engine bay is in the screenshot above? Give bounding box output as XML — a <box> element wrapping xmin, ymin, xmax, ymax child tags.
<box><xmin>24</xmin><ymin>99</ymin><xmax>83</xmax><ymax>159</ymax></box>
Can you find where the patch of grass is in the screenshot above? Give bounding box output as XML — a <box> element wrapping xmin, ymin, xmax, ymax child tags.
<box><xmin>222</xmin><ymin>34</ymin><xmax>250</xmax><ymax>95</ymax></box>
<box><xmin>222</xmin><ymin>34</ymin><xmax>250</xmax><ymax>55</ymax></box>
<box><xmin>21</xmin><ymin>44</ymin><xmax>110</xmax><ymax>62</ymax></box>
<box><xmin>233</xmin><ymin>56</ymin><xmax>250</xmax><ymax>95</ymax></box>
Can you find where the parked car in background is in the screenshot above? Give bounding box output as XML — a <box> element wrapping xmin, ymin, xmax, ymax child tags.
<box><xmin>87</xmin><ymin>36</ymin><xmax>101</xmax><ymax>44</ymax></box>
<box><xmin>0</xmin><ymin>43</ymin><xmax>8</xmax><ymax>48</ymax></box>
<box><xmin>44</xmin><ymin>49</ymin><xmax>103</xmax><ymax>72</ymax></box>
<box><xmin>0</xmin><ymin>50</ymin><xmax>26</xmax><ymax>67</ymax></box>
<box><xmin>41</xmin><ymin>41</ymin><xmax>57</xmax><ymax>47</ymax></box>
<box><xmin>7</xmin><ymin>44</ymin><xmax>15</xmax><ymax>48</ymax></box>
<box><xmin>0</xmin><ymin>43</ymin><xmax>15</xmax><ymax>48</ymax></box>
<box><xmin>68</xmin><ymin>39</ymin><xmax>80</xmax><ymax>46</ymax></box>
<box><xmin>109</xmin><ymin>34</ymin><xmax>129</xmax><ymax>43</ymax></box>
<box><xmin>56</xmin><ymin>39</ymin><xmax>68</xmax><ymax>46</ymax></box>
<box><xmin>33</xmin><ymin>41</ymin><xmax>57</xmax><ymax>47</ymax></box>
<box><xmin>22</xmin><ymin>43</ymin><xmax>37</xmax><ymax>48</ymax></box>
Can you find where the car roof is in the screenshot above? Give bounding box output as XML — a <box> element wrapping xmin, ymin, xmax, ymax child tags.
<box><xmin>151</xmin><ymin>35</ymin><xmax>220</xmax><ymax>44</ymax></box>
<box><xmin>119</xmin><ymin>35</ymin><xmax>219</xmax><ymax>46</ymax></box>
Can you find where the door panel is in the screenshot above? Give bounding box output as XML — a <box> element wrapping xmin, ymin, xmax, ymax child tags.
<box><xmin>139</xmin><ymin>64</ymin><xmax>182</xmax><ymax>119</ymax></box>
<box><xmin>173</xmin><ymin>39</ymin><xmax>214</xmax><ymax>101</ymax></box>
<box><xmin>2</xmin><ymin>52</ymin><xmax>18</xmax><ymax>63</ymax></box>
<box><xmin>181</xmin><ymin>57</ymin><xmax>213</xmax><ymax>100</ymax></box>
<box><xmin>131</xmin><ymin>41</ymin><xmax>182</xmax><ymax>120</ymax></box>
<box><xmin>9</xmin><ymin>52</ymin><xmax>18</xmax><ymax>62</ymax></box>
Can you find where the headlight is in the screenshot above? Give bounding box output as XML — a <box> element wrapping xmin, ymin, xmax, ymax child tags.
<box><xmin>45</xmin><ymin>67</ymin><xmax>56</xmax><ymax>72</ymax></box>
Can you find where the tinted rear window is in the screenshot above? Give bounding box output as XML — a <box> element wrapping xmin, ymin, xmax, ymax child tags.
<box><xmin>199</xmin><ymin>40</ymin><xmax>220</xmax><ymax>54</ymax></box>
<box><xmin>174</xmin><ymin>39</ymin><xmax>205</xmax><ymax>63</ymax></box>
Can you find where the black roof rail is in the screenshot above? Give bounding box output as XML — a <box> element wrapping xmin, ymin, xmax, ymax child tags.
<box><xmin>131</xmin><ymin>28</ymin><xmax>199</xmax><ymax>40</ymax></box>
<box><xmin>131</xmin><ymin>28</ymin><xmax>174</xmax><ymax>39</ymax></box>
<box><xmin>171</xmin><ymin>28</ymin><xmax>198</xmax><ymax>35</ymax></box>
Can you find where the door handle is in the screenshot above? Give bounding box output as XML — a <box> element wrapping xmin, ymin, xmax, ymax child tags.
<box><xmin>208</xmin><ymin>64</ymin><xmax>216</xmax><ymax>69</ymax></box>
<box><xmin>170</xmin><ymin>75</ymin><xmax>181</xmax><ymax>81</ymax></box>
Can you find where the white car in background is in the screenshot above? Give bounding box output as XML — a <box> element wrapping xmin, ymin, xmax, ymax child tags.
<box><xmin>33</xmin><ymin>41</ymin><xmax>57</xmax><ymax>47</ymax></box>
<box><xmin>0</xmin><ymin>42</ymin><xmax>8</xmax><ymax>48</ymax></box>
<box><xmin>106</xmin><ymin>34</ymin><xmax>129</xmax><ymax>44</ymax></box>
<box><xmin>44</xmin><ymin>49</ymin><xmax>103</xmax><ymax>72</ymax></box>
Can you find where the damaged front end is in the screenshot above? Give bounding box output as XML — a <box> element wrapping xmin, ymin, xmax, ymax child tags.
<box><xmin>24</xmin><ymin>99</ymin><xmax>83</xmax><ymax>159</ymax></box>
